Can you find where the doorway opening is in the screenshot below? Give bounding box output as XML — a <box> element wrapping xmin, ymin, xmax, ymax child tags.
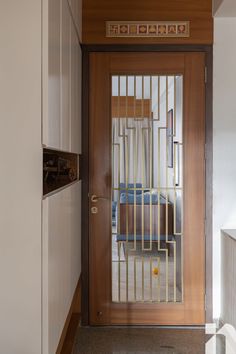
<box><xmin>82</xmin><ymin>48</ymin><xmax>213</xmax><ymax>326</ymax></box>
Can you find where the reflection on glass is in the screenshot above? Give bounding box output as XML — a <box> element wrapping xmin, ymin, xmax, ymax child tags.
<box><xmin>111</xmin><ymin>75</ymin><xmax>183</xmax><ymax>303</ymax></box>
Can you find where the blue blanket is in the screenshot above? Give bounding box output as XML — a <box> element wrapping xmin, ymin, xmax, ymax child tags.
<box><xmin>119</xmin><ymin>183</ymin><xmax>143</xmax><ymax>195</ymax></box>
<box><xmin>120</xmin><ymin>192</ymin><xmax>166</xmax><ymax>205</ymax></box>
<box><xmin>116</xmin><ymin>234</ymin><xmax>172</xmax><ymax>242</ymax></box>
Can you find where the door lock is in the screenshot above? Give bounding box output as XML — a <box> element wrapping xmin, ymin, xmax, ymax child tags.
<box><xmin>91</xmin><ymin>206</ymin><xmax>98</xmax><ymax>214</ymax></box>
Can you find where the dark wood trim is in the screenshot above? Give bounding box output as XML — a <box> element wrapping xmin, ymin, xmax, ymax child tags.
<box><xmin>205</xmin><ymin>46</ymin><xmax>213</xmax><ymax>323</ymax></box>
<box><xmin>81</xmin><ymin>49</ymin><xmax>90</xmax><ymax>326</ymax></box>
<box><xmin>60</xmin><ymin>314</ymin><xmax>80</xmax><ymax>354</ymax></box>
<box><xmin>81</xmin><ymin>44</ymin><xmax>213</xmax><ymax>325</ymax></box>
<box><xmin>82</xmin><ymin>44</ymin><xmax>212</xmax><ymax>53</ymax></box>
<box><xmin>56</xmin><ymin>276</ymin><xmax>81</xmax><ymax>353</ymax></box>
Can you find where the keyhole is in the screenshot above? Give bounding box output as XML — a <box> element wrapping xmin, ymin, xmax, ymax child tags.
<box><xmin>91</xmin><ymin>206</ymin><xmax>98</xmax><ymax>214</ymax></box>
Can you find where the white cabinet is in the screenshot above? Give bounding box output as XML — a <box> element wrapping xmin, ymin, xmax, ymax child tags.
<box><xmin>42</xmin><ymin>182</ymin><xmax>81</xmax><ymax>354</ymax></box>
<box><xmin>43</xmin><ymin>0</ymin><xmax>82</xmax><ymax>154</ymax></box>
<box><xmin>42</xmin><ymin>1</ymin><xmax>82</xmax><ymax>353</ymax></box>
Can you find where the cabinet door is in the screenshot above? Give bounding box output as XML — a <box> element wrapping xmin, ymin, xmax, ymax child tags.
<box><xmin>61</xmin><ymin>0</ymin><xmax>71</xmax><ymax>152</ymax></box>
<box><xmin>71</xmin><ymin>21</ymin><xmax>82</xmax><ymax>154</ymax></box>
<box><xmin>42</xmin><ymin>182</ymin><xmax>81</xmax><ymax>354</ymax></box>
<box><xmin>45</xmin><ymin>0</ymin><xmax>81</xmax><ymax>153</ymax></box>
<box><xmin>47</xmin><ymin>0</ymin><xmax>61</xmax><ymax>149</ymax></box>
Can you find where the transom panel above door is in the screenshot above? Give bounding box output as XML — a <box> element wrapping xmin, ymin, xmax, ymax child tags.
<box><xmin>89</xmin><ymin>52</ymin><xmax>206</xmax><ymax>325</ymax></box>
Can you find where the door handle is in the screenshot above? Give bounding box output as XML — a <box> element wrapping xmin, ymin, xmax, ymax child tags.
<box><xmin>91</xmin><ymin>194</ymin><xmax>108</xmax><ymax>203</ymax></box>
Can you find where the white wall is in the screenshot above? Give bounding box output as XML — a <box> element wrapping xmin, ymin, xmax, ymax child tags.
<box><xmin>0</xmin><ymin>1</ymin><xmax>42</xmax><ymax>354</ymax></box>
<box><xmin>0</xmin><ymin>0</ymin><xmax>82</xmax><ymax>353</ymax></box>
<box><xmin>213</xmin><ymin>17</ymin><xmax>236</xmax><ymax>319</ymax></box>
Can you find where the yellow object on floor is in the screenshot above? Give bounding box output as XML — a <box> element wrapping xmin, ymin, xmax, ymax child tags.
<box><xmin>153</xmin><ymin>267</ymin><xmax>159</xmax><ymax>277</ymax></box>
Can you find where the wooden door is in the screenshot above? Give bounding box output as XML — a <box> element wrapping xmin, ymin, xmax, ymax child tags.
<box><xmin>89</xmin><ymin>52</ymin><xmax>205</xmax><ymax>325</ymax></box>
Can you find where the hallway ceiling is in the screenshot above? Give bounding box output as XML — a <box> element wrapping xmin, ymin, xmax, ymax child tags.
<box><xmin>214</xmin><ymin>0</ymin><xmax>236</xmax><ymax>16</ymax></box>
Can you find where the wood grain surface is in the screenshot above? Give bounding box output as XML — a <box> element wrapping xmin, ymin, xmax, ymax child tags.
<box><xmin>83</xmin><ymin>0</ymin><xmax>213</xmax><ymax>44</ymax></box>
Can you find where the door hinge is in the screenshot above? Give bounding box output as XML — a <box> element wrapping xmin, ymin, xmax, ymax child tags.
<box><xmin>205</xmin><ymin>67</ymin><xmax>207</xmax><ymax>84</ymax></box>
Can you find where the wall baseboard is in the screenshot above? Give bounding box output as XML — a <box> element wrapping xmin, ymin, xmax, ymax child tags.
<box><xmin>56</xmin><ymin>276</ymin><xmax>81</xmax><ymax>354</ymax></box>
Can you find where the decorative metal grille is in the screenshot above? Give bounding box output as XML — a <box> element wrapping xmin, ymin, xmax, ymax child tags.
<box><xmin>111</xmin><ymin>75</ymin><xmax>183</xmax><ymax>303</ymax></box>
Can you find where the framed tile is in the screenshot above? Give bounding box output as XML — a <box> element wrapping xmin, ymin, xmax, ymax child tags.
<box><xmin>106</xmin><ymin>21</ymin><xmax>190</xmax><ymax>38</ymax></box>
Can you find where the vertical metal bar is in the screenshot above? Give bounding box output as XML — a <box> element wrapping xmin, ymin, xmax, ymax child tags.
<box><xmin>150</xmin><ymin>257</ymin><xmax>153</xmax><ymax>301</ymax></box>
<box><xmin>165</xmin><ymin>250</ymin><xmax>169</xmax><ymax>302</ymax></box>
<box><xmin>166</xmin><ymin>76</ymin><xmax>169</xmax><ymax>233</ymax></box>
<box><xmin>134</xmin><ymin>76</ymin><xmax>137</xmax><ymax>252</ymax></box>
<box><xmin>149</xmin><ymin>77</ymin><xmax>153</xmax><ymax>252</ymax></box>
<box><xmin>142</xmin><ymin>257</ymin><xmax>144</xmax><ymax>301</ymax></box>
<box><xmin>117</xmin><ymin>144</ymin><xmax>121</xmax><ymax>235</ymax></box>
<box><xmin>126</xmin><ymin>76</ymin><xmax>128</xmax><ymax>120</ymax></box>
<box><xmin>112</xmin><ymin>143</ymin><xmax>114</xmax><ymax>190</ymax></box>
<box><xmin>157</xmin><ymin>141</ymin><xmax>161</xmax><ymax>252</ymax></box>
<box><xmin>174</xmin><ymin>76</ymin><xmax>176</xmax><ymax>137</ymax></box>
<box><xmin>126</xmin><ymin>246</ymin><xmax>129</xmax><ymax>302</ymax></box>
<box><xmin>134</xmin><ymin>257</ymin><xmax>137</xmax><ymax>301</ymax></box>
<box><xmin>150</xmin><ymin>75</ymin><xmax>152</xmax><ymax>121</ymax></box>
<box><xmin>142</xmin><ymin>75</ymin><xmax>144</xmax><ymax>118</ymax></box>
<box><xmin>172</xmin><ymin>80</ymin><xmax>177</xmax><ymax>303</ymax></box>
<box><xmin>118</xmin><ymin>77</ymin><xmax>121</xmax><ymax>236</ymax></box>
<box><xmin>118</xmin><ymin>241</ymin><xmax>121</xmax><ymax>302</ymax></box>
<box><xmin>118</xmin><ymin>77</ymin><xmax>121</xmax><ymax>302</ymax></box>
<box><xmin>174</xmin><ymin>242</ymin><xmax>177</xmax><ymax>302</ymax></box>
<box><xmin>157</xmin><ymin>257</ymin><xmax>161</xmax><ymax>302</ymax></box>
<box><xmin>158</xmin><ymin>76</ymin><xmax>160</xmax><ymax>121</ymax></box>
<box><xmin>174</xmin><ymin>142</ymin><xmax>177</xmax><ymax>235</ymax></box>
<box><xmin>141</xmin><ymin>76</ymin><xmax>145</xmax><ymax>251</ymax></box>
<box><xmin>180</xmin><ymin>76</ymin><xmax>184</xmax><ymax>303</ymax></box>
<box><xmin>165</xmin><ymin>76</ymin><xmax>169</xmax><ymax>302</ymax></box>
<box><xmin>125</xmin><ymin>76</ymin><xmax>129</xmax><ymax>302</ymax></box>
<box><xmin>112</xmin><ymin>120</ymin><xmax>115</xmax><ymax>303</ymax></box>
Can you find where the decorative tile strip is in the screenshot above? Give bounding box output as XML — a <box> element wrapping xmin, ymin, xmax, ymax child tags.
<box><xmin>106</xmin><ymin>21</ymin><xmax>190</xmax><ymax>38</ymax></box>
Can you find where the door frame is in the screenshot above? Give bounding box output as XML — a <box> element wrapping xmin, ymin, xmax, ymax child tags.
<box><xmin>81</xmin><ymin>44</ymin><xmax>213</xmax><ymax>326</ymax></box>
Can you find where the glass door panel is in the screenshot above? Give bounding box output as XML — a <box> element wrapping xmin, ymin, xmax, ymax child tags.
<box><xmin>111</xmin><ymin>75</ymin><xmax>183</xmax><ymax>303</ymax></box>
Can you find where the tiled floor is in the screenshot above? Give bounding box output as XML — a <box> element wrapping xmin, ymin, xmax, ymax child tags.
<box><xmin>72</xmin><ymin>327</ymin><xmax>225</xmax><ymax>354</ymax></box>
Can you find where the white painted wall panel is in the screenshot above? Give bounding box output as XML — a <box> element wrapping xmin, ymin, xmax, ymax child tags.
<box><xmin>213</xmin><ymin>17</ymin><xmax>236</xmax><ymax>319</ymax></box>
<box><xmin>0</xmin><ymin>1</ymin><xmax>42</xmax><ymax>353</ymax></box>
